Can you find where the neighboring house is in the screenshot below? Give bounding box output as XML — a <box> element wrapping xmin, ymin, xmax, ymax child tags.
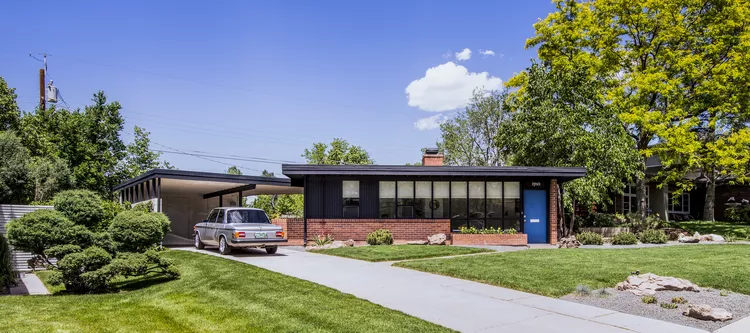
<box><xmin>605</xmin><ymin>156</ymin><xmax>750</xmax><ymax>221</ymax></box>
<box><xmin>116</xmin><ymin>150</ymin><xmax>586</xmax><ymax>245</ymax></box>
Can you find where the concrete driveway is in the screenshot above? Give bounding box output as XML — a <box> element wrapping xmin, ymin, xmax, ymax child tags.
<box><xmin>178</xmin><ymin>247</ymin><xmax>707</xmax><ymax>333</ymax></box>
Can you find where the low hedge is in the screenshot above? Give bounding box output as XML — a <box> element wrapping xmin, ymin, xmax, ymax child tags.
<box><xmin>612</xmin><ymin>231</ymin><xmax>638</xmax><ymax>245</ymax></box>
<box><xmin>638</xmin><ymin>229</ymin><xmax>668</xmax><ymax>244</ymax></box>
<box><xmin>576</xmin><ymin>231</ymin><xmax>604</xmax><ymax>245</ymax></box>
<box><xmin>366</xmin><ymin>229</ymin><xmax>393</xmax><ymax>245</ymax></box>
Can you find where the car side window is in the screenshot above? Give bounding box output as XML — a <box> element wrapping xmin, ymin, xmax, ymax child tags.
<box><xmin>206</xmin><ymin>210</ymin><xmax>218</xmax><ymax>223</ymax></box>
<box><xmin>216</xmin><ymin>209</ymin><xmax>225</xmax><ymax>224</ymax></box>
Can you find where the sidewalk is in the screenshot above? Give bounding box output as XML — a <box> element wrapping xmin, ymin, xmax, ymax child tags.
<box><xmin>178</xmin><ymin>247</ymin><xmax>706</xmax><ymax>333</ymax></box>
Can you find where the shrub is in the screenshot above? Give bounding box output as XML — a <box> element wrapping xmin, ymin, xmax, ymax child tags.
<box><xmin>459</xmin><ymin>226</ymin><xmax>479</xmax><ymax>234</ymax></box>
<box><xmin>53</xmin><ymin>190</ymin><xmax>105</xmax><ymax>230</ymax></box>
<box><xmin>101</xmin><ymin>200</ymin><xmax>130</xmax><ymax>228</ymax></box>
<box><xmin>577</xmin><ymin>231</ymin><xmax>604</xmax><ymax>245</ymax></box>
<box><xmin>638</xmin><ymin>229</ymin><xmax>668</xmax><ymax>244</ymax></box>
<box><xmin>641</xmin><ymin>295</ymin><xmax>657</xmax><ymax>304</ymax></box>
<box><xmin>131</xmin><ymin>201</ymin><xmax>154</xmax><ymax>213</ymax></box>
<box><xmin>612</xmin><ymin>231</ymin><xmax>638</xmax><ymax>245</ymax></box>
<box><xmin>48</xmin><ymin>246</ymin><xmax>112</xmax><ymax>293</ymax></box>
<box><xmin>313</xmin><ymin>234</ymin><xmax>334</xmax><ymax>246</ymax></box>
<box><xmin>725</xmin><ymin>206</ymin><xmax>750</xmax><ymax>223</ymax></box>
<box><xmin>109</xmin><ymin>211</ymin><xmax>171</xmax><ymax>253</ymax></box>
<box><xmin>672</xmin><ymin>297</ymin><xmax>688</xmax><ymax>304</ymax></box>
<box><xmin>624</xmin><ymin>213</ymin><xmax>663</xmax><ymax>233</ymax></box>
<box><xmin>581</xmin><ymin>213</ymin><xmax>624</xmax><ymax>228</ymax></box>
<box><xmin>575</xmin><ymin>284</ymin><xmax>591</xmax><ymax>296</ymax></box>
<box><xmin>503</xmin><ymin>228</ymin><xmax>518</xmax><ymax>234</ymax></box>
<box><xmin>660</xmin><ymin>302</ymin><xmax>678</xmax><ymax>309</ymax></box>
<box><xmin>366</xmin><ymin>229</ymin><xmax>393</xmax><ymax>245</ymax></box>
<box><xmin>0</xmin><ymin>234</ymin><xmax>16</xmax><ymax>293</ymax></box>
<box><xmin>6</xmin><ymin>210</ymin><xmax>93</xmax><ymax>261</ymax></box>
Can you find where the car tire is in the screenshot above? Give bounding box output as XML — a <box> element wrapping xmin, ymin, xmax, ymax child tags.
<box><xmin>194</xmin><ymin>233</ymin><xmax>205</xmax><ymax>249</ymax></box>
<box><xmin>219</xmin><ymin>236</ymin><xmax>232</xmax><ymax>255</ymax></box>
<box><xmin>265</xmin><ymin>246</ymin><xmax>278</xmax><ymax>254</ymax></box>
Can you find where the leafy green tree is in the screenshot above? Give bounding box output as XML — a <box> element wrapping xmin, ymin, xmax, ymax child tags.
<box><xmin>121</xmin><ymin>126</ymin><xmax>170</xmax><ymax>179</ymax></box>
<box><xmin>303</xmin><ymin>138</ymin><xmax>374</xmax><ymax>165</ymax></box>
<box><xmin>53</xmin><ymin>190</ymin><xmax>105</xmax><ymax>230</ymax></box>
<box><xmin>438</xmin><ymin>89</ymin><xmax>509</xmax><ymax>166</ymax></box>
<box><xmin>28</xmin><ymin>156</ymin><xmax>75</xmax><ymax>202</ymax></box>
<box><xmin>261</xmin><ymin>169</ymin><xmax>275</xmax><ymax>177</ymax></box>
<box><xmin>512</xmin><ymin>0</ymin><xmax>750</xmax><ymax>220</ymax></box>
<box><xmin>0</xmin><ymin>234</ymin><xmax>15</xmax><ymax>293</ymax></box>
<box><xmin>0</xmin><ymin>131</ymin><xmax>31</xmax><ymax>203</ymax></box>
<box><xmin>0</xmin><ymin>77</ymin><xmax>20</xmax><ymax>132</ymax></box>
<box><xmin>226</xmin><ymin>166</ymin><xmax>242</xmax><ymax>175</ymax></box>
<box><xmin>505</xmin><ymin>63</ymin><xmax>641</xmax><ymax>236</ymax></box>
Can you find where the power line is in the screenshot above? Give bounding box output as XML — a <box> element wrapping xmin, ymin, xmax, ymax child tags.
<box><xmin>152</xmin><ymin>149</ymin><xmax>300</xmax><ymax>165</ymax></box>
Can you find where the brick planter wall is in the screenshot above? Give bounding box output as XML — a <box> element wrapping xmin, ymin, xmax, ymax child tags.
<box><xmin>451</xmin><ymin>233</ymin><xmax>528</xmax><ymax>246</ymax></box>
<box><xmin>272</xmin><ymin>218</ymin><xmax>451</xmax><ymax>245</ymax></box>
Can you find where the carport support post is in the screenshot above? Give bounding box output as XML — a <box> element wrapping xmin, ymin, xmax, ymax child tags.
<box><xmin>219</xmin><ymin>195</ymin><xmax>223</xmax><ymax>207</ymax></box>
<box><xmin>238</xmin><ymin>191</ymin><xmax>243</xmax><ymax>207</ymax></box>
<box><xmin>156</xmin><ymin>178</ymin><xmax>161</xmax><ymax>212</ymax></box>
<box><xmin>303</xmin><ymin>176</ymin><xmax>308</xmax><ymax>246</ymax></box>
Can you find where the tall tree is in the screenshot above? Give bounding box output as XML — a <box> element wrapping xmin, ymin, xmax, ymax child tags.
<box><xmin>0</xmin><ymin>78</ymin><xmax>20</xmax><ymax>132</ymax></box>
<box><xmin>121</xmin><ymin>126</ymin><xmax>171</xmax><ymax>178</ymax></box>
<box><xmin>505</xmin><ymin>63</ymin><xmax>642</xmax><ymax>236</ymax></box>
<box><xmin>303</xmin><ymin>138</ymin><xmax>374</xmax><ymax>165</ymax></box>
<box><xmin>439</xmin><ymin>89</ymin><xmax>509</xmax><ymax>166</ymax></box>
<box><xmin>226</xmin><ymin>166</ymin><xmax>242</xmax><ymax>175</ymax></box>
<box><xmin>513</xmin><ymin>0</ymin><xmax>750</xmax><ymax>220</ymax></box>
<box><xmin>0</xmin><ymin>131</ymin><xmax>30</xmax><ymax>204</ymax></box>
<box><xmin>28</xmin><ymin>156</ymin><xmax>74</xmax><ymax>203</ymax></box>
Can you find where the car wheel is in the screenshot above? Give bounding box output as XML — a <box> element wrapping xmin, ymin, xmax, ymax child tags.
<box><xmin>194</xmin><ymin>233</ymin><xmax>205</xmax><ymax>249</ymax></box>
<box><xmin>219</xmin><ymin>237</ymin><xmax>232</xmax><ymax>255</ymax></box>
<box><xmin>265</xmin><ymin>246</ymin><xmax>278</xmax><ymax>254</ymax></box>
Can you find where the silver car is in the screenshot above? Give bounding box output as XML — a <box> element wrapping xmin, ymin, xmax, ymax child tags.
<box><xmin>193</xmin><ymin>207</ymin><xmax>286</xmax><ymax>255</ymax></box>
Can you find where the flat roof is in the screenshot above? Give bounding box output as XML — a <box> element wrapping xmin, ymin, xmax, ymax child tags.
<box><xmin>114</xmin><ymin>169</ymin><xmax>292</xmax><ymax>191</ymax></box>
<box><xmin>281</xmin><ymin>164</ymin><xmax>586</xmax><ymax>181</ymax></box>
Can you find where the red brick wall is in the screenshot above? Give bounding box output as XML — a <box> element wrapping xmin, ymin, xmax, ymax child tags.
<box><xmin>452</xmin><ymin>233</ymin><xmax>527</xmax><ymax>246</ymax></box>
<box><xmin>272</xmin><ymin>218</ymin><xmax>451</xmax><ymax>244</ymax></box>
<box><xmin>549</xmin><ymin>179</ymin><xmax>558</xmax><ymax>245</ymax></box>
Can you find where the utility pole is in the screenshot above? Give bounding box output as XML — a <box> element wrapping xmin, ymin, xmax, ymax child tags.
<box><xmin>39</xmin><ymin>68</ymin><xmax>45</xmax><ymax>110</ymax></box>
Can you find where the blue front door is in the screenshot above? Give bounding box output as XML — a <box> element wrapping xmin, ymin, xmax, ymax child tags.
<box><xmin>523</xmin><ymin>189</ymin><xmax>547</xmax><ymax>243</ymax></box>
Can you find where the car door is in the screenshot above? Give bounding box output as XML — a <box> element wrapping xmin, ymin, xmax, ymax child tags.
<box><xmin>200</xmin><ymin>209</ymin><xmax>218</xmax><ymax>244</ymax></box>
<box><xmin>208</xmin><ymin>209</ymin><xmax>225</xmax><ymax>243</ymax></box>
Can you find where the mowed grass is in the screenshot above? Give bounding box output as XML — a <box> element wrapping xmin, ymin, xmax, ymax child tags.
<box><xmin>395</xmin><ymin>245</ymin><xmax>750</xmax><ymax>297</ymax></box>
<box><xmin>675</xmin><ymin>221</ymin><xmax>750</xmax><ymax>240</ymax></box>
<box><xmin>312</xmin><ymin>245</ymin><xmax>492</xmax><ymax>262</ymax></box>
<box><xmin>0</xmin><ymin>251</ymin><xmax>453</xmax><ymax>333</ymax></box>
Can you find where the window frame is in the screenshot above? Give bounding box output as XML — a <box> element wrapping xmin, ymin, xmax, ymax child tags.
<box><xmin>623</xmin><ymin>183</ymin><xmax>649</xmax><ymax>213</ymax></box>
<box><xmin>342</xmin><ymin>180</ymin><xmax>360</xmax><ymax>218</ymax></box>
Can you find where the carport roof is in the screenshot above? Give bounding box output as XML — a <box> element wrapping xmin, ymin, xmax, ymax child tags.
<box><xmin>114</xmin><ymin>169</ymin><xmax>292</xmax><ymax>191</ymax></box>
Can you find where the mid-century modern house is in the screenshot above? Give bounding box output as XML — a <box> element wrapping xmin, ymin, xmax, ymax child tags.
<box><xmin>114</xmin><ymin>150</ymin><xmax>586</xmax><ymax>246</ymax></box>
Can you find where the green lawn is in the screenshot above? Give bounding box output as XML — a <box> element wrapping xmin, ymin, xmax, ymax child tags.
<box><xmin>395</xmin><ymin>245</ymin><xmax>750</xmax><ymax>298</ymax></box>
<box><xmin>674</xmin><ymin>221</ymin><xmax>750</xmax><ymax>240</ymax></box>
<box><xmin>312</xmin><ymin>245</ymin><xmax>492</xmax><ymax>262</ymax></box>
<box><xmin>0</xmin><ymin>251</ymin><xmax>452</xmax><ymax>333</ymax></box>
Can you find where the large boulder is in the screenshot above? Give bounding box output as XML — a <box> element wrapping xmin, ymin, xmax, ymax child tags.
<box><xmin>615</xmin><ymin>273</ymin><xmax>700</xmax><ymax>296</ymax></box>
<box><xmin>428</xmin><ymin>233</ymin><xmax>447</xmax><ymax>245</ymax></box>
<box><xmin>679</xmin><ymin>235</ymin><xmax>700</xmax><ymax>243</ymax></box>
<box><xmin>683</xmin><ymin>304</ymin><xmax>733</xmax><ymax>322</ymax></box>
<box><xmin>699</xmin><ymin>234</ymin><xmax>725</xmax><ymax>242</ymax></box>
<box><xmin>558</xmin><ymin>236</ymin><xmax>581</xmax><ymax>248</ymax></box>
<box><xmin>343</xmin><ymin>239</ymin><xmax>356</xmax><ymax>247</ymax></box>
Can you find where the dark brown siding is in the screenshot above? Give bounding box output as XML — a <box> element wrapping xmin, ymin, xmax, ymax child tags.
<box><xmin>323</xmin><ymin>178</ymin><xmax>343</xmax><ymax>218</ymax></box>
<box><xmin>305</xmin><ymin>177</ymin><xmax>324</xmax><ymax>218</ymax></box>
<box><xmin>360</xmin><ymin>179</ymin><xmax>379</xmax><ymax>218</ymax></box>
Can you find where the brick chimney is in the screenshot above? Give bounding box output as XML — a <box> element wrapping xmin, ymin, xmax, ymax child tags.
<box><xmin>422</xmin><ymin>148</ymin><xmax>444</xmax><ymax>166</ymax></box>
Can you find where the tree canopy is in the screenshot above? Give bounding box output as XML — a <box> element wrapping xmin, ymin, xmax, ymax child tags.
<box><xmin>120</xmin><ymin>126</ymin><xmax>171</xmax><ymax>179</ymax></box>
<box><xmin>302</xmin><ymin>138</ymin><xmax>374</xmax><ymax>165</ymax></box>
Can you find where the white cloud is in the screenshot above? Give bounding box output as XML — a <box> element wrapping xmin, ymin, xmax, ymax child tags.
<box><xmin>405</xmin><ymin>62</ymin><xmax>503</xmax><ymax>112</ymax></box>
<box><xmin>480</xmin><ymin>49</ymin><xmax>496</xmax><ymax>57</ymax></box>
<box><xmin>414</xmin><ymin>114</ymin><xmax>448</xmax><ymax>131</ymax></box>
<box><xmin>455</xmin><ymin>48</ymin><xmax>472</xmax><ymax>61</ymax></box>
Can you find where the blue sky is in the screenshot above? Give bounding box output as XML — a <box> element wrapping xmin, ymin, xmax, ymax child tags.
<box><xmin>1</xmin><ymin>1</ymin><xmax>555</xmax><ymax>175</ymax></box>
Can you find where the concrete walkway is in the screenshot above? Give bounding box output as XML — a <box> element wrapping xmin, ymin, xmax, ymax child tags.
<box><xmin>179</xmin><ymin>247</ymin><xmax>706</xmax><ymax>333</ymax></box>
<box><xmin>9</xmin><ymin>273</ymin><xmax>49</xmax><ymax>295</ymax></box>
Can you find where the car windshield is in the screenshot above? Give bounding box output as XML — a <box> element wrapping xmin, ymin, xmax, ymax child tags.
<box><xmin>226</xmin><ymin>210</ymin><xmax>270</xmax><ymax>224</ymax></box>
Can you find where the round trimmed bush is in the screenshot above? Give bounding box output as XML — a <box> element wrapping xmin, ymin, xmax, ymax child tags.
<box><xmin>6</xmin><ymin>209</ymin><xmax>93</xmax><ymax>256</ymax></box>
<box><xmin>612</xmin><ymin>231</ymin><xmax>638</xmax><ymax>245</ymax></box>
<box><xmin>638</xmin><ymin>229</ymin><xmax>668</xmax><ymax>244</ymax></box>
<box><xmin>109</xmin><ymin>211</ymin><xmax>171</xmax><ymax>252</ymax></box>
<box><xmin>366</xmin><ymin>229</ymin><xmax>393</xmax><ymax>245</ymax></box>
<box><xmin>577</xmin><ymin>231</ymin><xmax>604</xmax><ymax>245</ymax></box>
<box><xmin>53</xmin><ymin>190</ymin><xmax>105</xmax><ymax>230</ymax></box>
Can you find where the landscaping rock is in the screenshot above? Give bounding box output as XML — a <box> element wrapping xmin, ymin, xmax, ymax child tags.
<box><xmin>661</xmin><ymin>228</ymin><xmax>688</xmax><ymax>241</ymax></box>
<box><xmin>615</xmin><ymin>273</ymin><xmax>700</xmax><ymax>296</ymax></box>
<box><xmin>683</xmin><ymin>304</ymin><xmax>733</xmax><ymax>322</ymax></box>
<box><xmin>699</xmin><ymin>234</ymin><xmax>725</xmax><ymax>242</ymax></box>
<box><xmin>558</xmin><ymin>236</ymin><xmax>581</xmax><ymax>248</ymax></box>
<box><xmin>343</xmin><ymin>239</ymin><xmax>356</xmax><ymax>247</ymax></box>
<box><xmin>679</xmin><ymin>235</ymin><xmax>700</xmax><ymax>243</ymax></box>
<box><xmin>407</xmin><ymin>240</ymin><xmax>428</xmax><ymax>245</ymax></box>
<box><xmin>427</xmin><ymin>233</ymin><xmax>447</xmax><ymax>245</ymax></box>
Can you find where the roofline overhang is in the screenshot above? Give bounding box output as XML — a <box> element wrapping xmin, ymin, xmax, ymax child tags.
<box><xmin>113</xmin><ymin>169</ymin><xmax>291</xmax><ymax>191</ymax></box>
<box><xmin>281</xmin><ymin>164</ymin><xmax>586</xmax><ymax>182</ymax></box>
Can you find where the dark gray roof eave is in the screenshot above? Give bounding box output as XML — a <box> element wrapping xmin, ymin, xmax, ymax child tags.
<box><xmin>113</xmin><ymin>169</ymin><xmax>292</xmax><ymax>191</ymax></box>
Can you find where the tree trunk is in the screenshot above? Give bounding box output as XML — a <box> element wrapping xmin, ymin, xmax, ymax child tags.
<box><xmin>636</xmin><ymin>176</ymin><xmax>648</xmax><ymax>222</ymax></box>
<box><xmin>703</xmin><ymin>172</ymin><xmax>715</xmax><ymax>221</ymax></box>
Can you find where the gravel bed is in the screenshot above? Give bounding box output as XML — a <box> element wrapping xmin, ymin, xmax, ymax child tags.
<box><xmin>562</xmin><ymin>288</ymin><xmax>750</xmax><ymax>331</ymax></box>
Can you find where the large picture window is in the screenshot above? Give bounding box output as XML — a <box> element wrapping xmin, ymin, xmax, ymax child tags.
<box><xmin>450</xmin><ymin>181</ymin><xmax>467</xmax><ymax>231</ymax></box>
<box><xmin>397</xmin><ymin>181</ymin><xmax>415</xmax><ymax>218</ymax></box>
<box><xmin>503</xmin><ymin>182</ymin><xmax>521</xmax><ymax>230</ymax></box>
<box><xmin>432</xmin><ymin>182</ymin><xmax>450</xmax><ymax>219</ymax></box>
<box><xmin>342</xmin><ymin>181</ymin><xmax>360</xmax><ymax>218</ymax></box>
<box><xmin>668</xmin><ymin>190</ymin><xmax>690</xmax><ymax>214</ymax></box>
<box><xmin>623</xmin><ymin>183</ymin><xmax>649</xmax><ymax>213</ymax></box>
<box><xmin>379</xmin><ymin>181</ymin><xmax>396</xmax><ymax>218</ymax></box>
<box><xmin>486</xmin><ymin>182</ymin><xmax>503</xmax><ymax>229</ymax></box>
<box><xmin>415</xmin><ymin>181</ymin><xmax>431</xmax><ymax>218</ymax></box>
<box><xmin>469</xmin><ymin>182</ymin><xmax>485</xmax><ymax>229</ymax></box>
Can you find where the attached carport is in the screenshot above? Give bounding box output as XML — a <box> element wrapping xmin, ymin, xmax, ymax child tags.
<box><xmin>114</xmin><ymin>169</ymin><xmax>302</xmax><ymax>245</ymax></box>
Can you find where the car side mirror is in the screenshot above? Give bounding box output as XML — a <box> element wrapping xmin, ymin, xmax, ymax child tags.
<box><xmin>202</xmin><ymin>220</ymin><xmax>208</xmax><ymax>223</ymax></box>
